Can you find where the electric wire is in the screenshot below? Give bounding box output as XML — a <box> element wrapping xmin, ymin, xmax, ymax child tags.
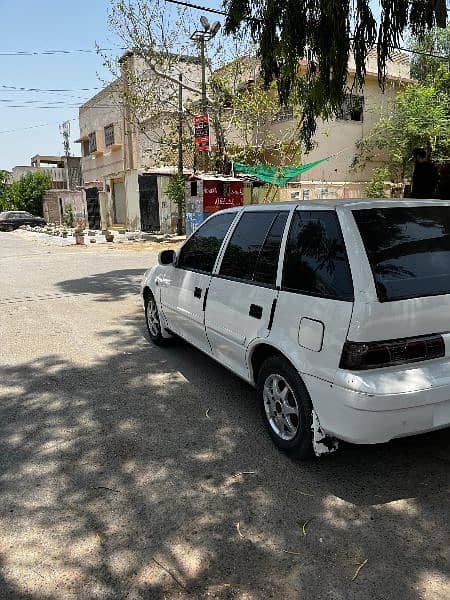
<box><xmin>163</xmin><ymin>0</ymin><xmax>449</xmax><ymax>61</ymax></box>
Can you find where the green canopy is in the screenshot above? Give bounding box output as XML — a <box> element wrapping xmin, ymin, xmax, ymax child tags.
<box><xmin>234</xmin><ymin>156</ymin><xmax>331</xmax><ymax>186</ymax></box>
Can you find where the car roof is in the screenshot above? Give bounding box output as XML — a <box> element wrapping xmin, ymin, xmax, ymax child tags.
<box><xmin>221</xmin><ymin>198</ymin><xmax>450</xmax><ymax>213</ymax></box>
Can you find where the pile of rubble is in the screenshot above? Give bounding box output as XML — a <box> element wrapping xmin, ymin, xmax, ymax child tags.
<box><xmin>17</xmin><ymin>224</ymin><xmax>185</xmax><ymax>246</ymax></box>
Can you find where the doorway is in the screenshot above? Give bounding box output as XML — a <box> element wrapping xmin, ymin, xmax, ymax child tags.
<box><xmin>86</xmin><ymin>187</ymin><xmax>101</xmax><ymax>229</ymax></box>
<box><xmin>139</xmin><ymin>175</ymin><xmax>160</xmax><ymax>232</ymax></box>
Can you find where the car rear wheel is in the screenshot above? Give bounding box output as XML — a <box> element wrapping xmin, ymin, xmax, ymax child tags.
<box><xmin>257</xmin><ymin>356</ymin><xmax>314</xmax><ymax>459</ymax></box>
<box><xmin>144</xmin><ymin>292</ymin><xmax>170</xmax><ymax>346</ymax></box>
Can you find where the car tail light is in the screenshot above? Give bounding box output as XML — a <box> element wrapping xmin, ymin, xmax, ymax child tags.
<box><xmin>339</xmin><ymin>334</ymin><xmax>445</xmax><ymax>370</ymax></box>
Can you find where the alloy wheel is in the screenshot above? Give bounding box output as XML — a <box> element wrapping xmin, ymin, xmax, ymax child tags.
<box><xmin>146</xmin><ymin>297</ymin><xmax>161</xmax><ymax>337</ymax></box>
<box><xmin>263</xmin><ymin>373</ymin><xmax>300</xmax><ymax>441</ymax></box>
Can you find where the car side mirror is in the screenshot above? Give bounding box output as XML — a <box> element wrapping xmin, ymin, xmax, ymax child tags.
<box><xmin>158</xmin><ymin>249</ymin><xmax>176</xmax><ymax>266</ymax></box>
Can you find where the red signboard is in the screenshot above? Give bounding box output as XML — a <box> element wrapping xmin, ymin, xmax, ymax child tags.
<box><xmin>194</xmin><ymin>114</ymin><xmax>210</xmax><ymax>152</ymax></box>
<box><xmin>203</xmin><ymin>180</ymin><xmax>244</xmax><ymax>213</ymax></box>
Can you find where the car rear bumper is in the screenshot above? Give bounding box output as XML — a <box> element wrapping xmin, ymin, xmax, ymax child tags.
<box><xmin>303</xmin><ymin>372</ymin><xmax>450</xmax><ymax>444</ymax></box>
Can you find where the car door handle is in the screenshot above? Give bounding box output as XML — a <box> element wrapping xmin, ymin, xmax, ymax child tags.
<box><xmin>249</xmin><ymin>304</ymin><xmax>263</xmax><ymax>319</ymax></box>
<box><xmin>194</xmin><ymin>287</ymin><xmax>202</xmax><ymax>299</ymax></box>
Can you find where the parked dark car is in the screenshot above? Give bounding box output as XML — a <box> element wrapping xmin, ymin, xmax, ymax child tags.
<box><xmin>0</xmin><ymin>211</ymin><xmax>46</xmax><ymax>231</ymax></box>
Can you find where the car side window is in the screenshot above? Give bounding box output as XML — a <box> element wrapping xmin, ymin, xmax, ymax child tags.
<box><xmin>282</xmin><ymin>210</ymin><xmax>353</xmax><ymax>301</ymax></box>
<box><xmin>219</xmin><ymin>211</ymin><xmax>288</xmax><ymax>285</ymax></box>
<box><xmin>177</xmin><ymin>212</ymin><xmax>236</xmax><ymax>273</ymax></box>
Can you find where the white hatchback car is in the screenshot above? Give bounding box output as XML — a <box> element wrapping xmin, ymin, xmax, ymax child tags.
<box><xmin>141</xmin><ymin>200</ymin><xmax>450</xmax><ymax>458</ymax></box>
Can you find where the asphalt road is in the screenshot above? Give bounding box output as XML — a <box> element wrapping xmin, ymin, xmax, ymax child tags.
<box><xmin>0</xmin><ymin>231</ymin><xmax>448</xmax><ymax>600</ymax></box>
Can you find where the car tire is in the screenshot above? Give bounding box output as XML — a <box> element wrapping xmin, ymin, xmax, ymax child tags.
<box><xmin>257</xmin><ymin>355</ymin><xmax>314</xmax><ymax>459</ymax></box>
<box><xmin>144</xmin><ymin>291</ymin><xmax>170</xmax><ymax>347</ymax></box>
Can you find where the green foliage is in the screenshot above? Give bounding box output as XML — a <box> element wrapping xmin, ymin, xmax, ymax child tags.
<box><xmin>211</xmin><ymin>66</ymin><xmax>302</xmax><ymax>167</ymax></box>
<box><xmin>166</xmin><ymin>173</ymin><xmax>186</xmax><ymax>211</ymax></box>
<box><xmin>365</xmin><ymin>167</ymin><xmax>389</xmax><ymax>198</ymax></box>
<box><xmin>63</xmin><ymin>204</ymin><xmax>74</xmax><ymax>228</ymax></box>
<box><xmin>0</xmin><ymin>170</ymin><xmax>8</xmax><ymax>200</ymax></box>
<box><xmin>0</xmin><ymin>172</ymin><xmax>51</xmax><ymax>215</ymax></box>
<box><xmin>410</xmin><ymin>25</ymin><xmax>450</xmax><ymax>82</ymax></box>
<box><xmin>225</xmin><ymin>0</ymin><xmax>447</xmax><ymax>149</ymax></box>
<box><xmin>354</xmin><ymin>75</ymin><xmax>450</xmax><ymax>181</ymax></box>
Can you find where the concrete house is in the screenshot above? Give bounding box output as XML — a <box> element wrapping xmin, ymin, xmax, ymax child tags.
<box><xmin>225</xmin><ymin>51</ymin><xmax>413</xmax><ymax>200</ymax></box>
<box><xmin>76</xmin><ymin>51</ymin><xmax>202</xmax><ymax>233</ymax></box>
<box><xmin>10</xmin><ymin>154</ymin><xmax>82</xmax><ymax>190</ymax></box>
<box><xmin>9</xmin><ymin>154</ymin><xmax>85</xmax><ymax>224</ymax></box>
<box><xmin>280</xmin><ymin>50</ymin><xmax>413</xmax><ymax>199</ymax></box>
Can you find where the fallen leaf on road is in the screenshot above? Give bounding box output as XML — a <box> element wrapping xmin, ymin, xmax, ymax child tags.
<box><xmin>299</xmin><ymin>518</ymin><xmax>314</xmax><ymax>536</ymax></box>
<box><xmin>352</xmin><ymin>559</ymin><xmax>368</xmax><ymax>581</ymax></box>
<box><xmin>231</xmin><ymin>471</ymin><xmax>256</xmax><ymax>478</ymax></box>
<box><xmin>236</xmin><ymin>522</ymin><xmax>245</xmax><ymax>538</ymax></box>
<box><xmin>95</xmin><ymin>531</ymin><xmax>105</xmax><ymax>543</ymax></box>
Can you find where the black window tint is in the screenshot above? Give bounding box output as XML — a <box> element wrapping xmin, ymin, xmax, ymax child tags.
<box><xmin>283</xmin><ymin>211</ymin><xmax>353</xmax><ymax>301</ymax></box>
<box><xmin>220</xmin><ymin>211</ymin><xmax>285</xmax><ymax>284</ymax></box>
<box><xmin>252</xmin><ymin>212</ymin><xmax>288</xmax><ymax>284</ymax></box>
<box><xmin>353</xmin><ymin>207</ymin><xmax>450</xmax><ymax>301</ymax></box>
<box><xmin>177</xmin><ymin>212</ymin><xmax>235</xmax><ymax>273</ymax></box>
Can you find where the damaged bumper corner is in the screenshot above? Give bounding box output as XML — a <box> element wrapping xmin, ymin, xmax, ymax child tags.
<box><xmin>311</xmin><ymin>410</ymin><xmax>339</xmax><ymax>457</ymax></box>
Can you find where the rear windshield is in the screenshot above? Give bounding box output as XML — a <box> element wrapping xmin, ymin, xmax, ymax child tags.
<box><xmin>353</xmin><ymin>206</ymin><xmax>450</xmax><ymax>302</ymax></box>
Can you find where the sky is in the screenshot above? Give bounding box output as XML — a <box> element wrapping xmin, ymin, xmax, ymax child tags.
<box><xmin>0</xmin><ymin>0</ymin><xmax>224</xmax><ymax>171</ymax></box>
<box><xmin>0</xmin><ymin>1</ymin><xmax>382</xmax><ymax>172</ymax></box>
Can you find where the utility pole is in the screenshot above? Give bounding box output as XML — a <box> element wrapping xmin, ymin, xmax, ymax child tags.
<box><xmin>177</xmin><ymin>73</ymin><xmax>184</xmax><ymax>236</ymax></box>
<box><xmin>190</xmin><ymin>18</ymin><xmax>221</xmax><ymax>174</ymax></box>
<box><xmin>59</xmin><ymin>120</ymin><xmax>71</xmax><ymax>189</ymax></box>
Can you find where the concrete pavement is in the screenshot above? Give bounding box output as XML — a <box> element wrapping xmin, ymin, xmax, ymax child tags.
<box><xmin>0</xmin><ymin>231</ymin><xmax>449</xmax><ymax>600</ymax></box>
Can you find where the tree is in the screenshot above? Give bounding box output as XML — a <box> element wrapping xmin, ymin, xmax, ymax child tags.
<box><xmin>104</xmin><ymin>1</ymin><xmax>302</xmax><ymax>175</ymax></box>
<box><xmin>166</xmin><ymin>172</ymin><xmax>186</xmax><ymax>218</ymax></box>
<box><xmin>210</xmin><ymin>58</ymin><xmax>302</xmax><ymax>167</ymax></box>
<box><xmin>353</xmin><ymin>73</ymin><xmax>450</xmax><ymax>181</ymax></box>
<box><xmin>0</xmin><ymin>170</ymin><xmax>8</xmax><ymax>201</ymax></box>
<box><xmin>225</xmin><ymin>0</ymin><xmax>447</xmax><ymax>149</ymax></box>
<box><xmin>0</xmin><ymin>172</ymin><xmax>51</xmax><ymax>215</ymax></box>
<box><xmin>410</xmin><ymin>25</ymin><xmax>450</xmax><ymax>81</ymax></box>
<box><xmin>365</xmin><ymin>167</ymin><xmax>388</xmax><ymax>198</ymax></box>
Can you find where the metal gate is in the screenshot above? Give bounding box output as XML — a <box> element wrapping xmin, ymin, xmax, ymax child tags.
<box><xmin>139</xmin><ymin>175</ymin><xmax>160</xmax><ymax>232</ymax></box>
<box><xmin>86</xmin><ymin>187</ymin><xmax>101</xmax><ymax>230</ymax></box>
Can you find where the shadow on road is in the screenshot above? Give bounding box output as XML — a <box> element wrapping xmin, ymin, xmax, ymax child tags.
<box><xmin>0</xmin><ymin>310</ymin><xmax>449</xmax><ymax>599</ymax></box>
<box><xmin>57</xmin><ymin>269</ymin><xmax>146</xmax><ymax>302</ymax></box>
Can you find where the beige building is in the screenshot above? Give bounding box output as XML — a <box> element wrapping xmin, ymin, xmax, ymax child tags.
<box><xmin>267</xmin><ymin>50</ymin><xmax>413</xmax><ymax>199</ymax></box>
<box><xmin>10</xmin><ymin>154</ymin><xmax>82</xmax><ymax>190</ymax></box>
<box><xmin>224</xmin><ymin>51</ymin><xmax>412</xmax><ymax>200</ymax></box>
<box><xmin>10</xmin><ymin>154</ymin><xmax>85</xmax><ymax>224</ymax></box>
<box><xmin>76</xmin><ymin>52</ymin><xmax>202</xmax><ymax>233</ymax></box>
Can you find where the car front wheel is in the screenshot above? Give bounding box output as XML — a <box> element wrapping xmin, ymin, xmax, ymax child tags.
<box><xmin>144</xmin><ymin>292</ymin><xmax>169</xmax><ymax>346</ymax></box>
<box><xmin>257</xmin><ymin>356</ymin><xmax>314</xmax><ymax>459</ymax></box>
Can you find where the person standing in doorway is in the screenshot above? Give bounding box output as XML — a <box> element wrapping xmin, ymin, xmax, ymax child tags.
<box><xmin>410</xmin><ymin>148</ymin><xmax>438</xmax><ymax>199</ymax></box>
<box><xmin>436</xmin><ymin>163</ymin><xmax>450</xmax><ymax>200</ymax></box>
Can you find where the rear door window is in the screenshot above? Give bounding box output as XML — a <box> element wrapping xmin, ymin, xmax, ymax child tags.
<box><xmin>353</xmin><ymin>206</ymin><xmax>450</xmax><ymax>301</ymax></box>
<box><xmin>219</xmin><ymin>211</ymin><xmax>288</xmax><ymax>286</ymax></box>
<box><xmin>282</xmin><ymin>210</ymin><xmax>354</xmax><ymax>301</ymax></box>
<box><xmin>177</xmin><ymin>212</ymin><xmax>236</xmax><ymax>273</ymax></box>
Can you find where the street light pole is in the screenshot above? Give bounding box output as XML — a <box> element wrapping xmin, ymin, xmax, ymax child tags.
<box><xmin>190</xmin><ymin>18</ymin><xmax>221</xmax><ymax>173</ymax></box>
<box><xmin>200</xmin><ymin>36</ymin><xmax>207</xmax><ymax>115</ymax></box>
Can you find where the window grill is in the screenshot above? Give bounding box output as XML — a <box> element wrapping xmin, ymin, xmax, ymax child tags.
<box><xmin>104</xmin><ymin>124</ymin><xmax>115</xmax><ymax>147</ymax></box>
<box><xmin>336</xmin><ymin>94</ymin><xmax>364</xmax><ymax>121</ymax></box>
<box><xmin>88</xmin><ymin>131</ymin><xmax>97</xmax><ymax>153</ymax></box>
